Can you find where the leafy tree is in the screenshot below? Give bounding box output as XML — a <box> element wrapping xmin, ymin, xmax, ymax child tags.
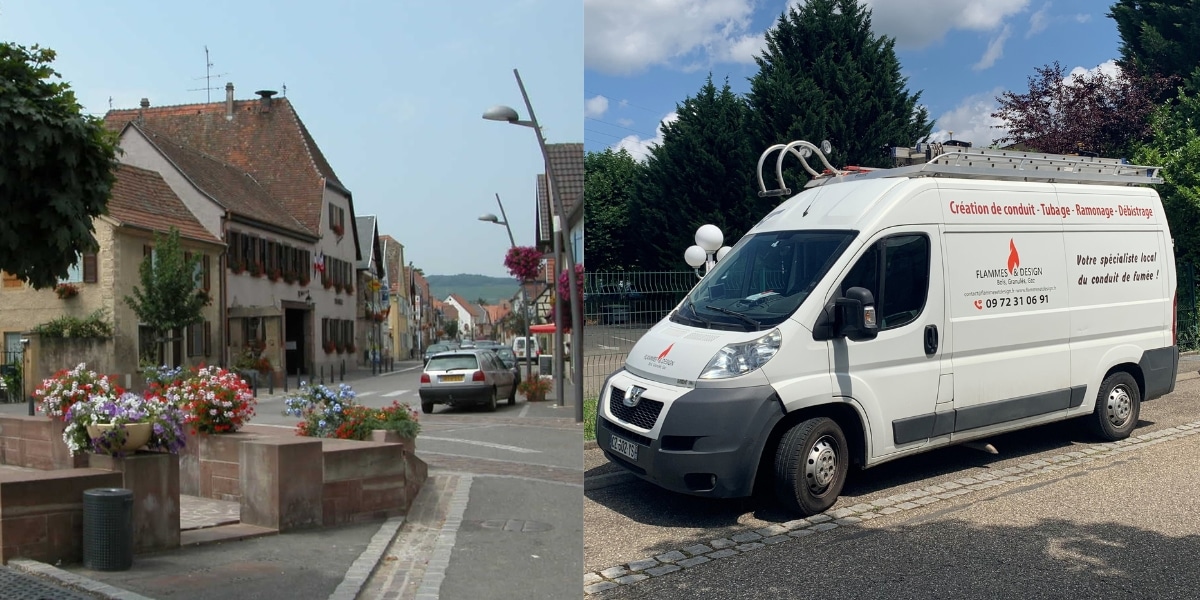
<box><xmin>0</xmin><ymin>43</ymin><xmax>119</xmax><ymax>289</ymax></box>
<box><xmin>992</xmin><ymin>62</ymin><xmax>1164</xmax><ymax>158</ymax></box>
<box><xmin>443</xmin><ymin>320</ymin><xmax>459</xmax><ymax>340</ymax></box>
<box><xmin>584</xmin><ymin>148</ymin><xmax>643</xmax><ymax>272</ymax></box>
<box><xmin>1132</xmin><ymin>92</ymin><xmax>1200</xmax><ymax>266</ymax></box>
<box><xmin>1110</xmin><ymin>0</ymin><xmax>1200</xmax><ymax>93</ymax></box>
<box><xmin>747</xmin><ymin>0</ymin><xmax>931</xmax><ymax>189</ymax></box>
<box><xmin>124</xmin><ymin>228</ymin><xmax>207</xmax><ymax>364</ymax></box>
<box><xmin>632</xmin><ymin>75</ymin><xmax>760</xmax><ymax>271</ymax></box>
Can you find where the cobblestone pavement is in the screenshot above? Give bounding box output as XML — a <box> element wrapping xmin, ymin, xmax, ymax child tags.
<box><xmin>583</xmin><ymin>420</ymin><xmax>1200</xmax><ymax>595</ymax></box>
<box><xmin>0</xmin><ymin>565</ymin><xmax>105</xmax><ymax>600</ymax></box>
<box><xmin>358</xmin><ymin>472</ymin><xmax>463</xmax><ymax>600</ymax></box>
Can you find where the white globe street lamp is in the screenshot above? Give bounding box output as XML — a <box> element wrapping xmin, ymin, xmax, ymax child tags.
<box><xmin>685</xmin><ymin>225</ymin><xmax>732</xmax><ymax>278</ymax></box>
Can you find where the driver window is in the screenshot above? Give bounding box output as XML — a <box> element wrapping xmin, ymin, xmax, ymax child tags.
<box><xmin>840</xmin><ymin>234</ymin><xmax>930</xmax><ymax>330</ymax></box>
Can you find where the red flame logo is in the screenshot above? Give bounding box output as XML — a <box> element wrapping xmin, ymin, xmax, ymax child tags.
<box><xmin>1007</xmin><ymin>239</ymin><xmax>1020</xmax><ymax>274</ymax></box>
<box><xmin>658</xmin><ymin>344</ymin><xmax>675</xmax><ymax>360</ymax></box>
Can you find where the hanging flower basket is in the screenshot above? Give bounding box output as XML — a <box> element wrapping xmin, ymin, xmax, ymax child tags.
<box><xmin>55</xmin><ymin>283</ymin><xmax>79</xmax><ymax>299</ymax></box>
<box><xmin>504</xmin><ymin>246</ymin><xmax>543</xmax><ymax>282</ymax></box>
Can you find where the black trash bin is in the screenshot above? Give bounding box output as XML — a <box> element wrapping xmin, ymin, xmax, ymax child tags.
<box><xmin>82</xmin><ymin>488</ymin><xmax>134</xmax><ymax>571</ymax></box>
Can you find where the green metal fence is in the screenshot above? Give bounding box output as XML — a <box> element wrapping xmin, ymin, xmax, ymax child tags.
<box><xmin>1178</xmin><ymin>262</ymin><xmax>1198</xmax><ymax>352</ymax></box>
<box><xmin>583</xmin><ymin>271</ymin><xmax>696</xmax><ymax>398</ymax></box>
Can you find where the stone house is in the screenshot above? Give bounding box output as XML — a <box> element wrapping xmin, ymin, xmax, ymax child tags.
<box><xmin>0</xmin><ymin>163</ymin><xmax>225</xmax><ymax>384</ymax></box>
<box><xmin>354</xmin><ymin>215</ymin><xmax>385</xmax><ymax>366</ymax></box>
<box><xmin>105</xmin><ymin>86</ymin><xmax>362</xmax><ymax>382</ymax></box>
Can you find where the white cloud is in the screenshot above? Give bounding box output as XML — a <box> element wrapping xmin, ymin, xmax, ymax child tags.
<box><xmin>861</xmin><ymin>0</ymin><xmax>1029</xmax><ymax>48</ymax></box>
<box><xmin>584</xmin><ymin>0</ymin><xmax>759</xmax><ymax>75</ymax></box>
<box><xmin>613</xmin><ymin>112</ymin><xmax>678</xmax><ymax>161</ymax></box>
<box><xmin>972</xmin><ymin>24</ymin><xmax>1011</xmax><ymax>71</ymax></box>
<box><xmin>585</xmin><ymin>95</ymin><xmax>610</xmax><ymax>118</ymax></box>
<box><xmin>1068</xmin><ymin>59</ymin><xmax>1120</xmax><ymax>80</ymax></box>
<box><xmin>927</xmin><ymin>88</ymin><xmax>1008</xmax><ymax>148</ymax></box>
<box><xmin>616</xmin><ymin>118</ymin><xmax>634</xmax><ymax>127</ymax></box>
<box><xmin>1027</xmin><ymin>2</ymin><xmax>1049</xmax><ymax>37</ymax></box>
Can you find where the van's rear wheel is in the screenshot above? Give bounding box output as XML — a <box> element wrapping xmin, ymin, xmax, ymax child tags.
<box><xmin>774</xmin><ymin>417</ymin><xmax>848</xmax><ymax>516</ymax></box>
<box><xmin>1088</xmin><ymin>372</ymin><xmax>1140</xmax><ymax>441</ymax></box>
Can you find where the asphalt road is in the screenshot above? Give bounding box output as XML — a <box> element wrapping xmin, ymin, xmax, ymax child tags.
<box><xmin>584</xmin><ymin>370</ymin><xmax>1200</xmax><ymax>598</ymax></box>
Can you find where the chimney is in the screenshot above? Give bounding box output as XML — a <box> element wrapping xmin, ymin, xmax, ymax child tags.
<box><xmin>225</xmin><ymin>83</ymin><xmax>235</xmax><ymax>121</ymax></box>
<box><xmin>255</xmin><ymin>90</ymin><xmax>277</xmax><ymax>113</ymax></box>
<box><xmin>138</xmin><ymin>98</ymin><xmax>149</xmax><ymax>125</ymax></box>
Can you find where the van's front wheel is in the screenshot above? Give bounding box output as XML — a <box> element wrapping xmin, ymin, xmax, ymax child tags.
<box><xmin>1088</xmin><ymin>372</ymin><xmax>1140</xmax><ymax>441</ymax></box>
<box><xmin>774</xmin><ymin>417</ymin><xmax>848</xmax><ymax>516</ymax></box>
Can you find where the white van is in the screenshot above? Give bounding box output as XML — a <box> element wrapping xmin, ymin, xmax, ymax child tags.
<box><xmin>596</xmin><ymin>142</ymin><xmax>1179</xmax><ymax>515</ymax></box>
<box><xmin>512</xmin><ymin>336</ymin><xmax>540</xmax><ymax>363</ymax></box>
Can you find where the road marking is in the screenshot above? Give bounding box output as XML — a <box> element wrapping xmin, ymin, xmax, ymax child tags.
<box><xmin>598</xmin><ymin>345</ymin><xmax>620</xmax><ymax>350</ymax></box>
<box><xmin>380</xmin><ymin>364</ymin><xmax>423</xmax><ymax>376</ymax></box>
<box><xmin>519</xmin><ymin>402</ymin><xmax>532</xmax><ymax>418</ymax></box>
<box><xmin>383</xmin><ymin>390</ymin><xmax>409</xmax><ymax>397</ymax></box>
<box><xmin>356</xmin><ymin>391</ymin><xmax>378</xmax><ymax>397</ymax></box>
<box><xmin>418</xmin><ymin>436</ymin><xmax>540</xmax><ymax>454</ymax></box>
<box><xmin>615</xmin><ymin>337</ymin><xmax>639</xmax><ymax>343</ymax></box>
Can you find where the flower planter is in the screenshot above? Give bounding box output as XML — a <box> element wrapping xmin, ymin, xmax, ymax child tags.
<box><xmin>87</xmin><ymin>422</ymin><xmax>153</xmax><ymax>453</ymax></box>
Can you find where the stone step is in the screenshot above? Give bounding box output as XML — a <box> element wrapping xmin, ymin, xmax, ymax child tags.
<box><xmin>180</xmin><ymin>523</ymin><xmax>277</xmax><ymax>547</ymax></box>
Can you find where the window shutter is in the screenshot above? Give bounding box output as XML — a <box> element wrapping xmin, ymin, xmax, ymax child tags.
<box><xmin>204</xmin><ymin>320</ymin><xmax>212</xmax><ymax>356</ymax></box>
<box><xmin>82</xmin><ymin>253</ymin><xmax>98</xmax><ymax>283</ymax></box>
<box><xmin>202</xmin><ymin>255</ymin><xmax>211</xmax><ymax>291</ymax></box>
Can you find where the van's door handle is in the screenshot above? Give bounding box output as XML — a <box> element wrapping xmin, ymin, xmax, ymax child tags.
<box><xmin>924</xmin><ymin>325</ymin><xmax>939</xmax><ymax>356</ymax></box>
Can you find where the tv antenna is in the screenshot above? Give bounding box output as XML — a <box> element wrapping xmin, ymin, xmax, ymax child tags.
<box><xmin>188</xmin><ymin>45</ymin><xmax>228</xmax><ymax>103</ymax></box>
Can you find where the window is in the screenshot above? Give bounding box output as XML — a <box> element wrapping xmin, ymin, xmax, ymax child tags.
<box><xmin>243</xmin><ymin>317</ymin><xmax>263</xmax><ymax>346</ymax></box>
<box><xmin>138</xmin><ymin>325</ymin><xmax>158</xmax><ymax>364</ymax></box>
<box><xmin>187</xmin><ymin>321</ymin><xmax>211</xmax><ymax>357</ymax></box>
<box><xmin>61</xmin><ymin>253</ymin><xmax>84</xmax><ymax>283</ymax></box>
<box><xmin>841</xmin><ymin>234</ymin><xmax>930</xmax><ymax>330</ymax></box>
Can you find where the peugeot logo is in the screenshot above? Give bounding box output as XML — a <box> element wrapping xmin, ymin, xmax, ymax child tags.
<box><xmin>624</xmin><ymin>386</ymin><xmax>646</xmax><ymax>408</ymax></box>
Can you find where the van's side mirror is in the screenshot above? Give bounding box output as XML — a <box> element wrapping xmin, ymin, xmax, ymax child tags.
<box><xmin>834</xmin><ymin>287</ymin><xmax>879</xmax><ymax>341</ymax></box>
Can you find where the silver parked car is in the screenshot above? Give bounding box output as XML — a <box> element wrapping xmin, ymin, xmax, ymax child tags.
<box><xmin>419</xmin><ymin>349</ymin><xmax>517</xmax><ymax>414</ymax></box>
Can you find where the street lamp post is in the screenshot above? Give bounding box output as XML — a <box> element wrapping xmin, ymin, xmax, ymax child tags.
<box><xmin>483</xmin><ymin>68</ymin><xmax>584</xmax><ymax>423</ymax></box>
<box><xmin>479</xmin><ymin>193</ymin><xmax>533</xmax><ymax>383</ymax></box>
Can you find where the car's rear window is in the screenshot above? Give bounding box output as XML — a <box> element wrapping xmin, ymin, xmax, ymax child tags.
<box><xmin>426</xmin><ymin>355</ymin><xmax>479</xmax><ymax>371</ymax></box>
<box><xmin>427</xmin><ymin>344</ymin><xmax>450</xmax><ymax>353</ymax></box>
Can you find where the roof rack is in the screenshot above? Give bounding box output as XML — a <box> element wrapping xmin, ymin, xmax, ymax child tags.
<box><xmin>756</xmin><ymin>141</ymin><xmax>1163</xmax><ymax>196</ymax></box>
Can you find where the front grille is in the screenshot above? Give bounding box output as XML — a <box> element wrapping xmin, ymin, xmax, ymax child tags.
<box><xmin>608</xmin><ymin>386</ymin><xmax>664</xmax><ymax>430</ymax></box>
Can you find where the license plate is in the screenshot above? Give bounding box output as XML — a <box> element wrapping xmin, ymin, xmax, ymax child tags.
<box><xmin>440</xmin><ymin>374</ymin><xmax>464</xmax><ymax>383</ymax></box>
<box><xmin>609</xmin><ymin>434</ymin><xmax>639</xmax><ymax>462</ymax></box>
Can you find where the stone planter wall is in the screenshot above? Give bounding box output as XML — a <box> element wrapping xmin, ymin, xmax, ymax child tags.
<box><xmin>0</xmin><ymin>415</ymin><xmax>88</xmax><ymax>470</ymax></box>
<box><xmin>178</xmin><ymin>430</ymin><xmax>264</xmax><ymax>501</ymax></box>
<box><xmin>88</xmin><ymin>452</ymin><xmax>181</xmax><ymax>554</ymax></box>
<box><xmin>0</xmin><ymin>468</ymin><xmax>124</xmax><ymax>564</ymax></box>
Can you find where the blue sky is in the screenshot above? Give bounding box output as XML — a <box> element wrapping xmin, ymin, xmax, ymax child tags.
<box><xmin>1</xmin><ymin>0</ymin><xmax>582</xmax><ymax>279</ymax></box>
<box><xmin>585</xmin><ymin>0</ymin><xmax>1122</xmax><ymax>160</ymax></box>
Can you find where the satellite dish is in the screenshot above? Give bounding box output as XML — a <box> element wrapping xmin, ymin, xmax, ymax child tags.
<box><xmin>821</xmin><ymin>140</ymin><xmax>832</xmax><ymax>154</ymax></box>
<box><xmin>800</xmin><ymin>147</ymin><xmax>812</xmax><ymax>158</ymax></box>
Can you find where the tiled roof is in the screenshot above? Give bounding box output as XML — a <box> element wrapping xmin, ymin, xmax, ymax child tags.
<box><xmin>485</xmin><ymin>304</ymin><xmax>510</xmax><ymax>323</ymax></box>
<box><xmin>107</xmin><ymin>164</ymin><xmax>223</xmax><ymax>245</ymax></box>
<box><xmin>105</xmin><ymin>93</ymin><xmax>346</xmax><ymax>234</ymax></box>
<box><xmin>535</xmin><ymin>143</ymin><xmax>584</xmax><ymax>247</ymax></box>
<box><xmin>448</xmin><ymin>294</ymin><xmax>485</xmax><ymax>318</ymax></box>
<box><xmin>129</xmin><ymin>124</ymin><xmax>313</xmax><ymax>239</ymax></box>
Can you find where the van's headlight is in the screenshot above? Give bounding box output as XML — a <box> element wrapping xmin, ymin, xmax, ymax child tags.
<box><xmin>699</xmin><ymin>329</ymin><xmax>782</xmax><ymax>379</ymax></box>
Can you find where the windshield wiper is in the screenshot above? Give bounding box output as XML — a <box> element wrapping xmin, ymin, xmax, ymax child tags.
<box><xmin>686</xmin><ymin>298</ymin><xmax>712</xmax><ymax>327</ymax></box>
<box><xmin>704</xmin><ymin>305</ymin><xmax>761</xmax><ymax>330</ymax></box>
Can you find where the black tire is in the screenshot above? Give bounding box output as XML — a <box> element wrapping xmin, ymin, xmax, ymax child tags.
<box><xmin>508</xmin><ymin>381</ymin><xmax>516</xmax><ymax>405</ymax></box>
<box><xmin>1087</xmin><ymin>371</ymin><xmax>1141</xmax><ymax>441</ymax></box>
<box><xmin>487</xmin><ymin>388</ymin><xmax>498</xmax><ymax>412</ymax></box>
<box><xmin>421</xmin><ymin>402</ymin><xmax>433</xmax><ymax>415</ymax></box>
<box><xmin>774</xmin><ymin>417</ymin><xmax>849</xmax><ymax>516</ymax></box>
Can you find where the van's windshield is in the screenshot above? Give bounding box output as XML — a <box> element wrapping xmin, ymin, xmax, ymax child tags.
<box><xmin>673</xmin><ymin>229</ymin><xmax>856</xmax><ymax>331</ymax></box>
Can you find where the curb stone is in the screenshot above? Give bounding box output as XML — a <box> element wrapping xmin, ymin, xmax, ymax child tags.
<box><xmin>583</xmin><ymin>418</ymin><xmax>1200</xmax><ymax>595</ymax></box>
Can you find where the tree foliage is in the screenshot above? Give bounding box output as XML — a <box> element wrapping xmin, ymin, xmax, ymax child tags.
<box><xmin>443</xmin><ymin>320</ymin><xmax>459</xmax><ymax>339</ymax></box>
<box><xmin>123</xmin><ymin>228</ymin><xmax>207</xmax><ymax>363</ymax></box>
<box><xmin>632</xmin><ymin>76</ymin><xmax>760</xmax><ymax>272</ymax></box>
<box><xmin>992</xmin><ymin>62</ymin><xmax>1164</xmax><ymax>157</ymax></box>
<box><xmin>583</xmin><ymin>148</ymin><xmax>643</xmax><ymax>272</ymax></box>
<box><xmin>0</xmin><ymin>43</ymin><xmax>119</xmax><ymax>289</ymax></box>
<box><xmin>1132</xmin><ymin>92</ymin><xmax>1200</xmax><ymax>267</ymax></box>
<box><xmin>1110</xmin><ymin>0</ymin><xmax>1200</xmax><ymax>93</ymax></box>
<box><xmin>747</xmin><ymin>0</ymin><xmax>931</xmax><ymax>189</ymax></box>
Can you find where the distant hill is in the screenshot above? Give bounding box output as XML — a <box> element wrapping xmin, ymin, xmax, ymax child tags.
<box><xmin>426</xmin><ymin>274</ymin><xmax>520</xmax><ymax>305</ymax></box>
